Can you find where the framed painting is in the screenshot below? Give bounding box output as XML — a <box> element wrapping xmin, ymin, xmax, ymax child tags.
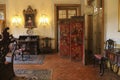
<box><xmin>23</xmin><ymin>6</ymin><xmax>37</xmax><ymax>28</ymax></box>
<box><xmin>119</xmin><ymin>0</ymin><xmax>120</xmax><ymax>31</ymax></box>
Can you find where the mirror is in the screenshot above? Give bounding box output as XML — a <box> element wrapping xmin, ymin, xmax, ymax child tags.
<box><xmin>0</xmin><ymin>4</ymin><xmax>6</xmax><ymax>33</ymax></box>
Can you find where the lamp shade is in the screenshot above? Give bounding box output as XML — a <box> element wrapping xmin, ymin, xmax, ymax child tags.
<box><xmin>12</xmin><ymin>15</ymin><xmax>21</xmax><ymax>27</ymax></box>
<box><xmin>39</xmin><ymin>14</ymin><xmax>49</xmax><ymax>26</ymax></box>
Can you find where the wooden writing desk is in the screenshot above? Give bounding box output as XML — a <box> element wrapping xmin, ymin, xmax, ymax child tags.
<box><xmin>18</xmin><ymin>35</ymin><xmax>40</xmax><ymax>55</ymax></box>
<box><xmin>105</xmin><ymin>49</ymin><xmax>120</xmax><ymax>73</ymax></box>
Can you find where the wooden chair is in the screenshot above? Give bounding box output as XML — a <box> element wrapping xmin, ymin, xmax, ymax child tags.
<box><xmin>94</xmin><ymin>39</ymin><xmax>115</xmax><ymax>76</ymax></box>
<box><xmin>105</xmin><ymin>39</ymin><xmax>114</xmax><ymax>51</ymax></box>
<box><xmin>104</xmin><ymin>39</ymin><xmax>115</xmax><ymax>69</ymax></box>
<box><xmin>94</xmin><ymin>54</ymin><xmax>106</xmax><ymax>76</ymax></box>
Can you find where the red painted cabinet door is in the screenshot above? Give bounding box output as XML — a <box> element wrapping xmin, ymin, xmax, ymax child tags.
<box><xmin>59</xmin><ymin>16</ymin><xmax>84</xmax><ymax>62</ymax></box>
<box><xmin>70</xmin><ymin>17</ymin><xmax>84</xmax><ymax>61</ymax></box>
<box><xmin>59</xmin><ymin>20</ymin><xmax>70</xmax><ymax>57</ymax></box>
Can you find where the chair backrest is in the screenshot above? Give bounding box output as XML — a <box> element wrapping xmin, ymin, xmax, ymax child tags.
<box><xmin>105</xmin><ymin>39</ymin><xmax>114</xmax><ymax>51</ymax></box>
<box><xmin>42</xmin><ymin>37</ymin><xmax>52</xmax><ymax>48</ymax></box>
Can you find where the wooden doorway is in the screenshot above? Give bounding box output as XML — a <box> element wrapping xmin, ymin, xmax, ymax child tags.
<box><xmin>85</xmin><ymin>0</ymin><xmax>104</xmax><ymax>64</ymax></box>
<box><xmin>54</xmin><ymin>4</ymin><xmax>81</xmax><ymax>52</ymax></box>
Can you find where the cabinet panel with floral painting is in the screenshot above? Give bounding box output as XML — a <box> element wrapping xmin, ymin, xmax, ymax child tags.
<box><xmin>59</xmin><ymin>19</ymin><xmax>70</xmax><ymax>57</ymax></box>
<box><xmin>59</xmin><ymin>16</ymin><xmax>84</xmax><ymax>62</ymax></box>
<box><xmin>70</xmin><ymin>16</ymin><xmax>84</xmax><ymax>61</ymax></box>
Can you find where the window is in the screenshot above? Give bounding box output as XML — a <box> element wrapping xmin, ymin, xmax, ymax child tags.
<box><xmin>57</xmin><ymin>5</ymin><xmax>80</xmax><ymax>19</ymax></box>
<box><xmin>58</xmin><ymin>10</ymin><xmax>66</xmax><ymax>19</ymax></box>
<box><xmin>68</xmin><ymin>10</ymin><xmax>76</xmax><ymax>18</ymax></box>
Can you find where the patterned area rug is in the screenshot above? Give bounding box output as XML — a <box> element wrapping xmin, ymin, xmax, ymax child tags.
<box><xmin>14</xmin><ymin>69</ymin><xmax>52</xmax><ymax>80</ymax></box>
<box><xmin>14</xmin><ymin>55</ymin><xmax>45</xmax><ymax>64</ymax></box>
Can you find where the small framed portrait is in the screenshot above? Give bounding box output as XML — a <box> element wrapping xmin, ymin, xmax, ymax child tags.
<box><xmin>23</xmin><ymin>6</ymin><xmax>37</xmax><ymax>28</ymax></box>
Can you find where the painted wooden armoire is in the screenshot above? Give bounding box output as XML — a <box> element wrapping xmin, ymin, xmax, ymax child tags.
<box><xmin>59</xmin><ymin>16</ymin><xmax>84</xmax><ymax>63</ymax></box>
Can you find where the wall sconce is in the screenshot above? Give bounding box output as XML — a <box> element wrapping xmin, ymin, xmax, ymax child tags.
<box><xmin>94</xmin><ymin>7</ymin><xmax>102</xmax><ymax>14</ymax></box>
<box><xmin>12</xmin><ymin>15</ymin><xmax>21</xmax><ymax>27</ymax></box>
<box><xmin>39</xmin><ymin>14</ymin><xmax>49</xmax><ymax>27</ymax></box>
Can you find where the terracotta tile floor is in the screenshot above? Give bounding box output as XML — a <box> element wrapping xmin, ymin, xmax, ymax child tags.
<box><xmin>14</xmin><ymin>53</ymin><xmax>120</xmax><ymax>80</ymax></box>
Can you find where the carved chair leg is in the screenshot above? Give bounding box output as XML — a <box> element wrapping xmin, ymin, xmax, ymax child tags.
<box><xmin>100</xmin><ymin>57</ymin><xmax>106</xmax><ymax>76</ymax></box>
<box><xmin>100</xmin><ymin>60</ymin><xmax>104</xmax><ymax>76</ymax></box>
<box><xmin>93</xmin><ymin>57</ymin><xmax>96</xmax><ymax>67</ymax></box>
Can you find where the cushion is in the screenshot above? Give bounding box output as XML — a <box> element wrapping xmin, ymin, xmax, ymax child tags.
<box><xmin>94</xmin><ymin>54</ymin><xmax>102</xmax><ymax>60</ymax></box>
<box><xmin>5</xmin><ymin>52</ymin><xmax>12</xmax><ymax>63</ymax></box>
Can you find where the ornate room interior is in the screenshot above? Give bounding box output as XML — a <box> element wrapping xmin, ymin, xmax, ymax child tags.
<box><xmin>0</xmin><ymin>0</ymin><xmax>120</xmax><ymax>80</ymax></box>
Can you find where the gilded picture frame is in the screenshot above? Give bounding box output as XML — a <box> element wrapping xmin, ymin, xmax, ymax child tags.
<box><xmin>23</xmin><ymin>6</ymin><xmax>37</xmax><ymax>28</ymax></box>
